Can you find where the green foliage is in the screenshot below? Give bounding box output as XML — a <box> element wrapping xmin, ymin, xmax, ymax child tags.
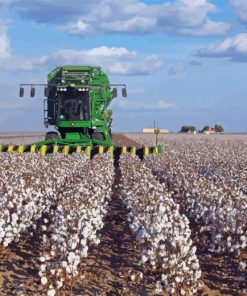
<box><xmin>180</xmin><ymin>126</ymin><xmax>196</xmax><ymax>133</ymax></box>
<box><xmin>215</xmin><ymin>124</ymin><xmax>224</xmax><ymax>132</ymax></box>
<box><xmin>202</xmin><ymin>125</ymin><xmax>210</xmax><ymax>132</ymax></box>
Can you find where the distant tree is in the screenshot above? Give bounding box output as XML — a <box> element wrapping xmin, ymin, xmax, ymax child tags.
<box><xmin>180</xmin><ymin>126</ymin><xmax>196</xmax><ymax>133</ymax></box>
<box><xmin>202</xmin><ymin>125</ymin><xmax>210</xmax><ymax>132</ymax></box>
<box><xmin>215</xmin><ymin>124</ymin><xmax>224</xmax><ymax>133</ymax></box>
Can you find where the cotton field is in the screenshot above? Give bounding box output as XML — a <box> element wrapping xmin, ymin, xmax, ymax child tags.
<box><xmin>137</xmin><ymin>134</ymin><xmax>246</xmax><ymax>295</ymax></box>
<box><xmin>144</xmin><ymin>138</ymin><xmax>247</xmax><ymax>255</ymax></box>
<box><xmin>0</xmin><ymin>134</ymin><xmax>247</xmax><ymax>295</ymax></box>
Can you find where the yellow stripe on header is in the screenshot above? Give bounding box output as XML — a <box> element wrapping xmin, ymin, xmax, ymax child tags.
<box><xmin>40</xmin><ymin>145</ymin><xmax>47</xmax><ymax>156</ymax></box>
<box><xmin>7</xmin><ymin>145</ymin><xmax>14</xmax><ymax>153</ymax></box>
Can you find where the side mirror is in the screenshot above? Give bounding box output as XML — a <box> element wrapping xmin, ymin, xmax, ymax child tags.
<box><xmin>19</xmin><ymin>87</ymin><xmax>24</xmax><ymax>97</ymax></box>
<box><xmin>44</xmin><ymin>87</ymin><xmax>49</xmax><ymax>97</ymax></box>
<box><xmin>98</xmin><ymin>87</ymin><xmax>103</xmax><ymax>97</ymax></box>
<box><xmin>113</xmin><ymin>87</ymin><xmax>118</xmax><ymax>98</ymax></box>
<box><xmin>30</xmin><ymin>87</ymin><xmax>35</xmax><ymax>97</ymax></box>
<box><xmin>122</xmin><ymin>87</ymin><xmax>127</xmax><ymax>97</ymax></box>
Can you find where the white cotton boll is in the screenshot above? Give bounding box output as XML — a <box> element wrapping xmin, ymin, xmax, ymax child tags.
<box><xmin>94</xmin><ymin>238</ymin><xmax>100</xmax><ymax>245</ymax></box>
<box><xmin>70</xmin><ymin>241</ymin><xmax>77</xmax><ymax>250</ymax></box>
<box><xmin>175</xmin><ymin>276</ymin><xmax>182</xmax><ymax>283</ymax></box>
<box><xmin>240</xmin><ymin>235</ymin><xmax>246</xmax><ymax>242</ymax></box>
<box><xmin>3</xmin><ymin>239</ymin><xmax>11</xmax><ymax>247</ymax></box>
<box><xmin>130</xmin><ymin>222</ymin><xmax>139</xmax><ymax>232</ymax></box>
<box><xmin>66</xmin><ymin>266</ymin><xmax>72</xmax><ymax>274</ymax></box>
<box><xmin>239</xmin><ymin>261</ymin><xmax>246</xmax><ymax>269</ymax></box>
<box><xmin>56</xmin><ymin>280</ymin><xmax>63</xmax><ymax>289</ymax></box>
<box><xmin>47</xmin><ymin>288</ymin><xmax>56</xmax><ymax>296</ymax></box>
<box><xmin>40</xmin><ymin>256</ymin><xmax>46</xmax><ymax>263</ymax></box>
<box><xmin>6</xmin><ymin>225</ymin><xmax>12</xmax><ymax>232</ymax></box>
<box><xmin>141</xmin><ymin>254</ymin><xmax>148</xmax><ymax>264</ymax></box>
<box><xmin>11</xmin><ymin>213</ymin><xmax>18</xmax><ymax>221</ymax></box>
<box><xmin>150</xmin><ymin>260</ymin><xmax>156</xmax><ymax>267</ymax></box>
<box><xmin>45</xmin><ymin>254</ymin><xmax>51</xmax><ymax>260</ymax></box>
<box><xmin>40</xmin><ymin>264</ymin><xmax>46</xmax><ymax>272</ymax></box>
<box><xmin>11</xmin><ymin>220</ymin><xmax>17</xmax><ymax>226</ymax></box>
<box><xmin>155</xmin><ymin>281</ymin><xmax>163</xmax><ymax>293</ymax></box>
<box><xmin>68</xmin><ymin>252</ymin><xmax>76</xmax><ymax>262</ymax></box>
<box><xmin>50</xmin><ymin>250</ymin><xmax>55</xmax><ymax>256</ymax></box>
<box><xmin>0</xmin><ymin>230</ymin><xmax>5</xmax><ymax>239</ymax></box>
<box><xmin>41</xmin><ymin>276</ymin><xmax>48</xmax><ymax>285</ymax></box>
<box><xmin>241</xmin><ymin>241</ymin><xmax>247</xmax><ymax>249</ymax></box>
<box><xmin>159</xmin><ymin>244</ymin><xmax>166</xmax><ymax>250</ymax></box>
<box><xmin>57</xmin><ymin>205</ymin><xmax>63</xmax><ymax>212</ymax></box>
<box><xmin>8</xmin><ymin>201</ymin><xmax>14</xmax><ymax>209</ymax></box>
<box><xmin>80</xmin><ymin>238</ymin><xmax>87</xmax><ymax>246</ymax></box>
<box><xmin>38</xmin><ymin>270</ymin><xmax>43</xmax><ymax>277</ymax></box>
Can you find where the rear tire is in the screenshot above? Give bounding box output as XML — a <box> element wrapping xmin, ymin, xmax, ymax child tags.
<box><xmin>45</xmin><ymin>131</ymin><xmax>59</xmax><ymax>140</ymax></box>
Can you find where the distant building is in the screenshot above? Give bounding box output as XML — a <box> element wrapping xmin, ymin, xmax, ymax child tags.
<box><xmin>204</xmin><ymin>127</ymin><xmax>217</xmax><ymax>134</ymax></box>
<box><xmin>142</xmin><ymin>128</ymin><xmax>169</xmax><ymax>134</ymax></box>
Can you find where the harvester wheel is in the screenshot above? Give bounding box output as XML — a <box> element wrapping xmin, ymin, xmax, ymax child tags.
<box><xmin>45</xmin><ymin>131</ymin><xmax>59</xmax><ymax>140</ymax></box>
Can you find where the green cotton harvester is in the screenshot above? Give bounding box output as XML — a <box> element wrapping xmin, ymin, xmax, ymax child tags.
<box><xmin>15</xmin><ymin>65</ymin><xmax>161</xmax><ymax>158</ymax></box>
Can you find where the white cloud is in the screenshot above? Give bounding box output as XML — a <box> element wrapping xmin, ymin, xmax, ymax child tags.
<box><xmin>231</xmin><ymin>0</ymin><xmax>247</xmax><ymax>25</ymax></box>
<box><xmin>1</xmin><ymin>46</ymin><xmax>164</xmax><ymax>75</ymax></box>
<box><xmin>101</xmin><ymin>16</ymin><xmax>157</xmax><ymax>34</ymax></box>
<box><xmin>175</xmin><ymin>19</ymin><xmax>231</xmax><ymax>37</ymax></box>
<box><xmin>115</xmin><ymin>98</ymin><xmax>175</xmax><ymax>111</ymax></box>
<box><xmin>196</xmin><ymin>33</ymin><xmax>247</xmax><ymax>62</ymax></box>
<box><xmin>57</xmin><ymin>19</ymin><xmax>90</xmax><ymax>34</ymax></box>
<box><xmin>157</xmin><ymin>0</ymin><xmax>231</xmax><ymax>36</ymax></box>
<box><xmin>0</xmin><ymin>24</ymin><xmax>11</xmax><ymax>59</ymax></box>
<box><xmin>10</xmin><ymin>0</ymin><xmax>231</xmax><ymax>37</ymax></box>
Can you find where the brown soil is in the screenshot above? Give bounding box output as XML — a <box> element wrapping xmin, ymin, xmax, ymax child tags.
<box><xmin>111</xmin><ymin>134</ymin><xmax>142</xmax><ymax>148</ymax></box>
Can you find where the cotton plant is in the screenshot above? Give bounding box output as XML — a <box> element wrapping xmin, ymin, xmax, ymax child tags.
<box><xmin>0</xmin><ymin>153</ymin><xmax>90</xmax><ymax>248</ymax></box>
<box><xmin>38</xmin><ymin>153</ymin><xmax>114</xmax><ymax>295</ymax></box>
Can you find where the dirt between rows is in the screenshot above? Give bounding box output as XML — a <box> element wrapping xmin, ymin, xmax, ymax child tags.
<box><xmin>0</xmin><ymin>135</ymin><xmax>246</xmax><ymax>295</ymax></box>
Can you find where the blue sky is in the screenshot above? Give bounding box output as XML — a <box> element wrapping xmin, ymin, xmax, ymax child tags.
<box><xmin>0</xmin><ymin>0</ymin><xmax>246</xmax><ymax>132</ymax></box>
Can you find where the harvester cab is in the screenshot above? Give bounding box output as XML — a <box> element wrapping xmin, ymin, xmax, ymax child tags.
<box><xmin>17</xmin><ymin>65</ymin><xmax>161</xmax><ymax>158</ymax></box>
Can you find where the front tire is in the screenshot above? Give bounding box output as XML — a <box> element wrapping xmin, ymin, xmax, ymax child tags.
<box><xmin>92</xmin><ymin>132</ymin><xmax>104</xmax><ymax>141</ymax></box>
<box><xmin>45</xmin><ymin>131</ymin><xmax>59</xmax><ymax>140</ymax></box>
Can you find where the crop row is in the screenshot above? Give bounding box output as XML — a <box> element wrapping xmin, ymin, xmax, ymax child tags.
<box><xmin>119</xmin><ymin>153</ymin><xmax>201</xmax><ymax>295</ymax></box>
